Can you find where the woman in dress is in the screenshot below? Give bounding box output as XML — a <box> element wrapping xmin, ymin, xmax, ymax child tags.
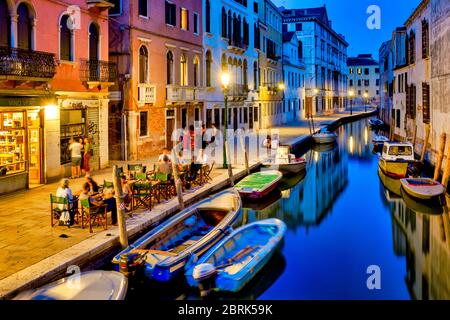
<box><xmin>83</xmin><ymin>137</ymin><xmax>92</xmax><ymax>175</ymax></box>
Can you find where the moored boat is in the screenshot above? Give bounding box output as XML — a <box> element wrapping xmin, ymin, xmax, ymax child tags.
<box><xmin>369</xmin><ymin>118</ymin><xmax>384</xmax><ymax>127</ymax></box>
<box><xmin>312</xmin><ymin>130</ymin><xmax>337</xmax><ymax>144</ymax></box>
<box><xmin>112</xmin><ymin>188</ymin><xmax>242</xmax><ymax>282</ymax></box>
<box><xmin>378</xmin><ymin>141</ymin><xmax>415</xmax><ymax>178</ymax></box>
<box><xmin>235</xmin><ymin>170</ymin><xmax>283</xmax><ymax>199</ymax></box>
<box><xmin>14</xmin><ymin>271</ymin><xmax>128</xmax><ymax>300</ymax></box>
<box><xmin>400</xmin><ymin>177</ymin><xmax>445</xmax><ymax>200</ymax></box>
<box><xmin>400</xmin><ymin>187</ymin><xmax>444</xmax><ymax>215</ymax></box>
<box><xmin>372</xmin><ymin>135</ymin><xmax>389</xmax><ymax>146</ymax></box>
<box><xmin>261</xmin><ymin>146</ymin><xmax>306</xmax><ymax>175</ymax></box>
<box><xmin>185</xmin><ymin>218</ymin><xmax>286</xmax><ymax>294</ymax></box>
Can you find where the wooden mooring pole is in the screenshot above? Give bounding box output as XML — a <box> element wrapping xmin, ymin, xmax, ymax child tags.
<box><xmin>420</xmin><ymin>124</ymin><xmax>431</xmax><ymax>162</ymax></box>
<box><xmin>171</xmin><ymin>148</ymin><xmax>185</xmax><ymax>210</ymax></box>
<box><xmin>434</xmin><ymin>133</ymin><xmax>446</xmax><ymax>181</ymax></box>
<box><xmin>441</xmin><ymin>139</ymin><xmax>450</xmax><ymax>189</ymax></box>
<box><xmin>239</xmin><ymin>135</ymin><xmax>250</xmax><ymax>175</ymax></box>
<box><xmin>225</xmin><ymin>140</ymin><xmax>234</xmax><ymax>186</ymax></box>
<box><xmin>112</xmin><ymin>165</ymin><xmax>128</xmax><ymax>248</ymax></box>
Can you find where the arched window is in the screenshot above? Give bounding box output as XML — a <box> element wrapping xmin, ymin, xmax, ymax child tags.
<box><xmin>166</xmin><ymin>51</ymin><xmax>173</xmax><ymax>85</ymax></box>
<box><xmin>298</xmin><ymin>40</ymin><xmax>303</xmax><ymax>60</ymax></box>
<box><xmin>227</xmin><ymin>11</ymin><xmax>232</xmax><ymax>45</ymax></box>
<box><xmin>0</xmin><ymin>0</ymin><xmax>11</xmax><ymax>47</ymax></box>
<box><xmin>205</xmin><ymin>0</ymin><xmax>211</xmax><ymax>33</ymax></box>
<box><xmin>243</xmin><ymin>59</ymin><xmax>248</xmax><ymax>87</ymax></box>
<box><xmin>17</xmin><ymin>3</ymin><xmax>32</xmax><ymax>50</ymax></box>
<box><xmin>243</xmin><ymin>18</ymin><xmax>249</xmax><ymax>46</ymax></box>
<box><xmin>253</xmin><ymin>61</ymin><xmax>258</xmax><ymax>90</ymax></box>
<box><xmin>409</xmin><ymin>30</ymin><xmax>416</xmax><ymax>64</ymax></box>
<box><xmin>60</xmin><ymin>15</ymin><xmax>73</xmax><ymax>61</ymax></box>
<box><xmin>221</xmin><ymin>7</ymin><xmax>227</xmax><ymax>38</ymax></box>
<box><xmin>139</xmin><ymin>45</ymin><xmax>149</xmax><ymax>84</ymax></box>
<box><xmin>180</xmin><ymin>53</ymin><xmax>187</xmax><ymax>86</ymax></box>
<box><xmin>193</xmin><ymin>56</ymin><xmax>200</xmax><ymax>87</ymax></box>
<box><xmin>205</xmin><ymin>50</ymin><xmax>212</xmax><ymax>87</ymax></box>
<box><xmin>221</xmin><ymin>54</ymin><xmax>227</xmax><ymax>72</ymax></box>
<box><xmin>89</xmin><ymin>23</ymin><xmax>99</xmax><ymax>60</ymax></box>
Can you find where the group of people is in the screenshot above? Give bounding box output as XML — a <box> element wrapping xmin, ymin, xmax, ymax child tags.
<box><xmin>68</xmin><ymin>137</ymin><xmax>92</xmax><ymax>179</ymax></box>
<box><xmin>56</xmin><ymin>175</ymin><xmax>117</xmax><ymax>227</ymax></box>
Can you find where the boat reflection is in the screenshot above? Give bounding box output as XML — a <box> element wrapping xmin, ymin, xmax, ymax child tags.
<box><xmin>378</xmin><ymin>167</ymin><xmax>402</xmax><ymax>197</ymax></box>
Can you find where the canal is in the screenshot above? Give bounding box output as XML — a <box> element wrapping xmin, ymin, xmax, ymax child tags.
<box><xmin>121</xmin><ymin>117</ymin><xmax>450</xmax><ymax>300</ymax></box>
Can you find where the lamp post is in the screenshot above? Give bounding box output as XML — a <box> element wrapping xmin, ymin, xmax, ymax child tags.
<box><xmin>221</xmin><ymin>72</ymin><xmax>230</xmax><ymax>169</ymax></box>
<box><xmin>348</xmin><ymin>90</ymin><xmax>355</xmax><ymax>115</ymax></box>
<box><xmin>313</xmin><ymin>88</ymin><xmax>319</xmax><ymax>115</ymax></box>
<box><xmin>363</xmin><ymin>92</ymin><xmax>368</xmax><ymax>112</ymax></box>
<box><xmin>278</xmin><ymin>82</ymin><xmax>285</xmax><ymax>118</ymax></box>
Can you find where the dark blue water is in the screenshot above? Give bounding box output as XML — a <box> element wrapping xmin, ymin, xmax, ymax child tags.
<box><xmin>125</xmin><ymin>118</ymin><xmax>450</xmax><ymax>300</ymax></box>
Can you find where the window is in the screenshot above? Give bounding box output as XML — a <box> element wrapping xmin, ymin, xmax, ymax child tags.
<box><xmin>140</xmin><ymin>112</ymin><xmax>148</xmax><ymax>137</ymax></box>
<box><xmin>205</xmin><ymin>0</ymin><xmax>211</xmax><ymax>33</ymax></box>
<box><xmin>349</xmin><ymin>68</ymin><xmax>353</xmax><ymax>74</ymax></box>
<box><xmin>139</xmin><ymin>0</ymin><xmax>148</xmax><ymax>17</ymax></box>
<box><xmin>109</xmin><ymin>0</ymin><xmax>121</xmax><ymax>15</ymax></box>
<box><xmin>60</xmin><ymin>15</ymin><xmax>73</xmax><ymax>61</ymax></box>
<box><xmin>180</xmin><ymin>8</ymin><xmax>189</xmax><ymax>30</ymax></box>
<box><xmin>376</xmin><ymin>90</ymin><xmax>379</xmax><ymax>95</ymax></box>
<box><xmin>357</xmin><ymin>68</ymin><xmax>362</xmax><ymax>75</ymax></box>
<box><xmin>364</xmin><ymin>80</ymin><xmax>369</xmax><ymax>86</ymax></box>
<box><xmin>364</xmin><ymin>68</ymin><xmax>369</xmax><ymax>75</ymax></box>
<box><xmin>357</xmin><ymin>79</ymin><xmax>361</xmax><ymax>86</ymax></box>
<box><xmin>295</xmin><ymin>23</ymin><xmax>302</xmax><ymax>31</ymax></box>
<box><xmin>193</xmin><ymin>56</ymin><xmax>200</xmax><ymax>87</ymax></box>
<box><xmin>0</xmin><ymin>0</ymin><xmax>10</xmax><ymax>47</ymax></box>
<box><xmin>243</xmin><ymin>18</ymin><xmax>249</xmax><ymax>46</ymax></box>
<box><xmin>17</xmin><ymin>3</ymin><xmax>32</xmax><ymax>50</ymax></box>
<box><xmin>166</xmin><ymin>51</ymin><xmax>173</xmax><ymax>84</ymax></box>
<box><xmin>298</xmin><ymin>41</ymin><xmax>303</xmax><ymax>60</ymax></box>
<box><xmin>139</xmin><ymin>46</ymin><xmax>149</xmax><ymax>84</ymax></box>
<box><xmin>205</xmin><ymin>50</ymin><xmax>212</xmax><ymax>87</ymax></box>
<box><xmin>0</xmin><ymin>112</ymin><xmax>26</xmax><ymax>173</ymax></box>
<box><xmin>254</xmin><ymin>23</ymin><xmax>260</xmax><ymax>49</ymax></box>
<box><xmin>243</xmin><ymin>59</ymin><xmax>248</xmax><ymax>86</ymax></box>
<box><xmin>60</xmin><ymin>109</ymin><xmax>86</xmax><ymax>164</ymax></box>
<box><xmin>253</xmin><ymin>1</ymin><xmax>258</xmax><ymax>13</ymax></box>
<box><xmin>221</xmin><ymin>8</ymin><xmax>227</xmax><ymax>38</ymax></box>
<box><xmin>253</xmin><ymin>61</ymin><xmax>258</xmax><ymax>90</ymax></box>
<box><xmin>165</xmin><ymin>1</ymin><xmax>176</xmax><ymax>26</ymax></box>
<box><xmin>180</xmin><ymin>54</ymin><xmax>187</xmax><ymax>86</ymax></box>
<box><xmin>375</xmin><ymin>68</ymin><xmax>380</xmax><ymax>74</ymax></box>
<box><xmin>422</xmin><ymin>19</ymin><xmax>429</xmax><ymax>58</ymax></box>
<box><xmin>422</xmin><ymin>82</ymin><xmax>430</xmax><ymax>123</ymax></box>
<box><xmin>349</xmin><ymin>80</ymin><xmax>353</xmax><ymax>86</ymax></box>
<box><xmin>193</xmin><ymin>12</ymin><xmax>199</xmax><ymax>35</ymax></box>
<box><xmin>406</xmin><ymin>84</ymin><xmax>416</xmax><ymax>119</ymax></box>
<box><xmin>409</xmin><ymin>30</ymin><xmax>416</xmax><ymax>64</ymax></box>
<box><xmin>396</xmin><ymin>109</ymin><xmax>400</xmax><ymax>128</ymax></box>
<box><xmin>376</xmin><ymin>79</ymin><xmax>380</xmax><ymax>86</ymax></box>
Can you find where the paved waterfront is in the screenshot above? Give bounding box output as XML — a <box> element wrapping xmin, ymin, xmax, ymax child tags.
<box><xmin>0</xmin><ymin>109</ymin><xmax>371</xmax><ymax>298</ymax></box>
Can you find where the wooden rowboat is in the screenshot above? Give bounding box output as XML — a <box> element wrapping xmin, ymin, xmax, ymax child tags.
<box><xmin>185</xmin><ymin>218</ymin><xmax>286</xmax><ymax>294</ymax></box>
<box><xmin>400</xmin><ymin>177</ymin><xmax>445</xmax><ymax>200</ymax></box>
<box><xmin>312</xmin><ymin>132</ymin><xmax>337</xmax><ymax>144</ymax></box>
<box><xmin>261</xmin><ymin>145</ymin><xmax>306</xmax><ymax>175</ymax></box>
<box><xmin>112</xmin><ymin>188</ymin><xmax>242</xmax><ymax>282</ymax></box>
<box><xmin>14</xmin><ymin>271</ymin><xmax>128</xmax><ymax>300</ymax></box>
<box><xmin>235</xmin><ymin>170</ymin><xmax>283</xmax><ymax>199</ymax></box>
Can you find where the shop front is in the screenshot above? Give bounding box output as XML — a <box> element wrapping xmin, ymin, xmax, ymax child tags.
<box><xmin>0</xmin><ymin>97</ymin><xmax>47</xmax><ymax>195</ymax></box>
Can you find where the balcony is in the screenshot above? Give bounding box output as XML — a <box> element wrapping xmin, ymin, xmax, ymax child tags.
<box><xmin>260</xmin><ymin>83</ymin><xmax>281</xmax><ymax>96</ymax></box>
<box><xmin>0</xmin><ymin>46</ymin><xmax>57</xmax><ymax>84</ymax></box>
<box><xmin>138</xmin><ymin>83</ymin><xmax>156</xmax><ymax>105</ymax></box>
<box><xmin>166</xmin><ymin>85</ymin><xmax>204</xmax><ymax>103</ymax></box>
<box><xmin>227</xmin><ymin>84</ymin><xmax>249</xmax><ymax>100</ymax></box>
<box><xmin>79</xmin><ymin>59</ymin><xmax>117</xmax><ymax>89</ymax></box>
<box><xmin>86</xmin><ymin>0</ymin><xmax>114</xmax><ymax>11</ymax></box>
<box><xmin>227</xmin><ymin>38</ymin><xmax>248</xmax><ymax>55</ymax></box>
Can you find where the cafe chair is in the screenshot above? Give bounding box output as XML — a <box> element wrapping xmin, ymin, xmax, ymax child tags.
<box><xmin>80</xmin><ymin>198</ymin><xmax>108</xmax><ymax>233</ymax></box>
<box><xmin>131</xmin><ymin>182</ymin><xmax>154</xmax><ymax>211</ymax></box>
<box><xmin>50</xmin><ymin>194</ymin><xmax>79</xmax><ymax>227</ymax></box>
<box><xmin>202</xmin><ymin>161</ymin><xmax>215</xmax><ymax>183</ymax></box>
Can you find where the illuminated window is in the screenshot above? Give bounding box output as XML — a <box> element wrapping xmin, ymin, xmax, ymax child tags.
<box><xmin>357</xmin><ymin>68</ymin><xmax>362</xmax><ymax>75</ymax></box>
<box><xmin>180</xmin><ymin>8</ymin><xmax>189</xmax><ymax>30</ymax></box>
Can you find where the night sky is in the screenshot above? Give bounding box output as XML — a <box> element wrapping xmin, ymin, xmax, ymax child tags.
<box><xmin>273</xmin><ymin>0</ymin><xmax>422</xmax><ymax>59</ymax></box>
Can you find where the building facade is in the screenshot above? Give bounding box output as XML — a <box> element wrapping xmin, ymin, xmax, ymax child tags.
<box><xmin>109</xmin><ymin>0</ymin><xmax>204</xmax><ymax>160</ymax></box>
<box><xmin>347</xmin><ymin>54</ymin><xmax>380</xmax><ymax>106</ymax></box>
<box><xmin>0</xmin><ymin>0</ymin><xmax>114</xmax><ymax>195</ymax></box>
<box><xmin>379</xmin><ymin>40</ymin><xmax>394</xmax><ymax>125</ymax></box>
<box><xmin>281</xmin><ymin>6</ymin><xmax>348</xmax><ymax>117</ymax></box>
<box><xmin>282</xmin><ymin>31</ymin><xmax>306</xmax><ymax>122</ymax></box>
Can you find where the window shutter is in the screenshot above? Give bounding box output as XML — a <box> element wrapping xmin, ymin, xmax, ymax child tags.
<box><xmin>187</xmin><ymin>10</ymin><xmax>189</xmax><ymax>30</ymax></box>
<box><xmin>172</xmin><ymin>4</ymin><xmax>176</xmax><ymax>26</ymax></box>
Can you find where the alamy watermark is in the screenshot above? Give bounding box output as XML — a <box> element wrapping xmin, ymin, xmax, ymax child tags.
<box><xmin>366</xmin><ymin>265</ymin><xmax>381</xmax><ymax>290</ymax></box>
<box><xmin>367</xmin><ymin>5</ymin><xmax>381</xmax><ymax>30</ymax></box>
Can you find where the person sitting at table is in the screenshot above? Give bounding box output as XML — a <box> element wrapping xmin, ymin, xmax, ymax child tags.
<box><xmin>157</xmin><ymin>155</ymin><xmax>172</xmax><ymax>179</ymax></box>
<box><xmin>158</xmin><ymin>148</ymin><xmax>172</xmax><ymax>163</ymax></box>
<box><xmin>79</xmin><ymin>182</ymin><xmax>118</xmax><ymax>226</ymax></box>
<box><xmin>56</xmin><ymin>178</ymin><xmax>76</xmax><ymax>226</ymax></box>
<box><xmin>196</xmin><ymin>148</ymin><xmax>209</xmax><ymax>165</ymax></box>
<box><xmin>177</xmin><ymin>150</ymin><xmax>187</xmax><ymax>171</ymax></box>
<box><xmin>85</xmin><ymin>175</ymin><xmax>100</xmax><ymax>193</ymax></box>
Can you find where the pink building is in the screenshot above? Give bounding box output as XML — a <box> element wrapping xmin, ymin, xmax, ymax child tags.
<box><xmin>0</xmin><ymin>0</ymin><xmax>115</xmax><ymax>195</ymax></box>
<box><xmin>108</xmin><ymin>0</ymin><xmax>204</xmax><ymax>160</ymax></box>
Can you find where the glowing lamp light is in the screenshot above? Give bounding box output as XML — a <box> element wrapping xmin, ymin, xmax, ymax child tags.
<box><xmin>348</xmin><ymin>90</ymin><xmax>355</xmax><ymax>98</ymax></box>
<box><xmin>278</xmin><ymin>83</ymin><xmax>285</xmax><ymax>90</ymax></box>
<box><xmin>313</xmin><ymin>88</ymin><xmax>319</xmax><ymax>95</ymax></box>
<box><xmin>220</xmin><ymin>72</ymin><xmax>230</xmax><ymax>88</ymax></box>
<box><xmin>45</xmin><ymin>104</ymin><xmax>58</xmax><ymax>120</ymax></box>
<box><xmin>363</xmin><ymin>92</ymin><xmax>369</xmax><ymax>99</ymax></box>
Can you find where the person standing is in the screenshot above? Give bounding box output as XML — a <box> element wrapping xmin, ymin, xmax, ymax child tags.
<box><xmin>83</xmin><ymin>137</ymin><xmax>92</xmax><ymax>176</ymax></box>
<box><xmin>79</xmin><ymin>138</ymin><xmax>85</xmax><ymax>174</ymax></box>
<box><xmin>69</xmin><ymin>138</ymin><xmax>82</xmax><ymax>179</ymax></box>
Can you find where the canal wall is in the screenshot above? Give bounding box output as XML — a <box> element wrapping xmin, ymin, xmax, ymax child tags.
<box><xmin>0</xmin><ymin>110</ymin><xmax>376</xmax><ymax>300</ymax></box>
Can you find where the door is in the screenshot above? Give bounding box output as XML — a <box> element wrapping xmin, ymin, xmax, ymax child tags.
<box><xmin>233</xmin><ymin>108</ymin><xmax>238</xmax><ymax>131</ymax></box>
<box><xmin>89</xmin><ymin>23</ymin><xmax>99</xmax><ymax>80</ymax></box>
<box><xmin>306</xmin><ymin>97</ymin><xmax>312</xmax><ymax>117</ymax></box>
<box><xmin>166</xmin><ymin>118</ymin><xmax>174</xmax><ymax>149</ymax></box>
<box><xmin>27</xmin><ymin>110</ymin><xmax>43</xmax><ymax>185</ymax></box>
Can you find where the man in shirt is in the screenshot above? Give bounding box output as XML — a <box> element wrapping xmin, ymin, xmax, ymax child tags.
<box><xmin>69</xmin><ymin>138</ymin><xmax>82</xmax><ymax>179</ymax></box>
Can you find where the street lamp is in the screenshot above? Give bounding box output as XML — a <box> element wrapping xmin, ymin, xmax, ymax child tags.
<box><xmin>221</xmin><ymin>72</ymin><xmax>230</xmax><ymax>169</ymax></box>
<box><xmin>348</xmin><ymin>90</ymin><xmax>355</xmax><ymax>115</ymax></box>
<box><xmin>363</xmin><ymin>92</ymin><xmax>369</xmax><ymax>112</ymax></box>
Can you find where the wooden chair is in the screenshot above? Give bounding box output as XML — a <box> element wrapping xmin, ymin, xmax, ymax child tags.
<box><xmin>99</xmin><ymin>180</ymin><xmax>114</xmax><ymax>193</ymax></box>
<box><xmin>80</xmin><ymin>198</ymin><xmax>108</xmax><ymax>233</ymax></box>
<box><xmin>135</xmin><ymin>172</ymin><xmax>147</xmax><ymax>181</ymax></box>
<box><xmin>50</xmin><ymin>194</ymin><xmax>79</xmax><ymax>227</ymax></box>
<box><xmin>153</xmin><ymin>172</ymin><xmax>174</xmax><ymax>200</ymax></box>
<box><xmin>131</xmin><ymin>182</ymin><xmax>154</xmax><ymax>211</ymax></box>
<box><xmin>202</xmin><ymin>161</ymin><xmax>215</xmax><ymax>183</ymax></box>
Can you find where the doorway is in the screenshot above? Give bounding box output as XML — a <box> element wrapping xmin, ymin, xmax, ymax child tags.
<box><xmin>27</xmin><ymin>110</ymin><xmax>43</xmax><ymax>187</ymax></box>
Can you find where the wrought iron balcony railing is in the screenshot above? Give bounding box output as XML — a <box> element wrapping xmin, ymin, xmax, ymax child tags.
<box><xmin>0</xmin><ymin>46</ymin><xmax>57</xmax><ymax>79</ymax></box>
<box><xmin>79</xmin><ymin>59</ymin><xmax>117</xmax><ymax>83</ymax></box>
<box><xmin>166</xmin><ymin>85</ymin><xmax>204</xmax><ymax>102</ymax></box>
<box><xmin>227</xmin><ymin>84</ymin><xmax>249</xmax><ymax>97</ymax></box>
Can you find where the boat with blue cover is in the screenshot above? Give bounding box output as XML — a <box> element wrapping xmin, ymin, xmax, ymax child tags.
<box><xmin>112</xmin><ymin>188</ymin><xmax>242</xmax><ymax>282</ymax></box>
<box><xmin>185</xmin><ymin>218</ymin><xmax>286</xmax><ymax>295</ymax></box>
